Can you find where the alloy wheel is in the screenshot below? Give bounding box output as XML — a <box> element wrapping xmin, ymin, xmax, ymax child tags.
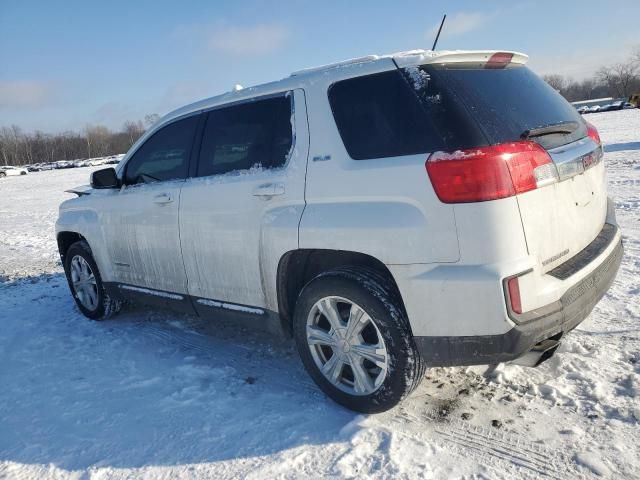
<box><xmin>70</xmin><ymin>255</ymin><xmax>99</xmax><ymax>311</ymax></box>
<box><xmin>306</xmin><ymin>296</ymin><xmax>388</xmax><ymax>396</ymax></box>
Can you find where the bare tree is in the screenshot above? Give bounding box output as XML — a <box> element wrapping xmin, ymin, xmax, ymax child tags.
<box><xmin>0</xmin><ymin>118</ymin><xmax>149</xmax><ymax>166</ymax></box>
<box><xmin>542</xmin><ymin>74</ymin><xmax>567</xmax><ymax>92</ymax></box>
<box><xmin>597</xmin><ymin>62</ymin><xmax>640</xmax><ymax>98</ymax></box>
<box><xmin>144</xmin><ymin>113</ymin><xmax>160</xmax><ymax>127</ymax></box>
<box><xmin>633</xmin><ymin>45</ymin><xmax>640</xmax><ymax>65</ymax></box>
<box><xmin>123</xmin><ymin>120</ymin><xmax>145</xmax><ymax>145</ymax></box>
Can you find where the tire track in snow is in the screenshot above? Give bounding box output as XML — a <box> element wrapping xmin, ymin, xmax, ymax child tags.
<box><xmin>382</xmin><ymin>409</ymin><xmax>583</xmax><ymax>479</ymax></box>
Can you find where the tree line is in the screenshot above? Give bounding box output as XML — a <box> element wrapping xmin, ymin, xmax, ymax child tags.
<box><xmin>542</xmin><ymin>47</ymin><xmax>640</xmax><ymax>102</ymax></box>
<box><xmin>0</xmin><ymin>114</ymin><xmax>160</xmax><ymax>167</ymax></box>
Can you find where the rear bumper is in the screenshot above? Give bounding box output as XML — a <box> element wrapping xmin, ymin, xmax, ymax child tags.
<box><xmin>413</xmin><ymin>229</ymin><xmax>623</xmax><ymax>367</ymax></box>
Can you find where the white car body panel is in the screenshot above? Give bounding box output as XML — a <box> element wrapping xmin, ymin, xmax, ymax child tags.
<box><xmin>179</xmin><ymin>89</ymin><xmax>309</xmax><ymax>310</ymax></box>
<box><xmin>99</xmin><ymin>179</ymin><xmax>188</xmax><ymax>293</ymax></box>
<box><xmin>299</xmin><ymin>58</ymin><xmax>459</xmax><ymax>265</ymax></box>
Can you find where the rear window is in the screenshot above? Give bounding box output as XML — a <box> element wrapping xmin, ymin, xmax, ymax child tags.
<box><xmin>328</xmin><ymin>70</ymin><xmax>484</xmax><ymax>160</ymax></box>
<box><xmin>328</xmin><ymin>64</ymin><xmax>587</xmax><ymax>160</ymax></box>
<box><xmin>418</xmin><ymin>63</ymin><xmax>587</xmax><ymax>149</ymax></box>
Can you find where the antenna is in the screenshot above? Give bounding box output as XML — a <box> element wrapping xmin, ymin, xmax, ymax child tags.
<box><xmin>431</xmin><ymin>14</ymin><xmax>447</xmax><ymax>51</ymax></box>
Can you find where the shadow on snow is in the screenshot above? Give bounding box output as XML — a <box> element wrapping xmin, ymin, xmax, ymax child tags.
<box><xmin>604</xmin><ymin>141</ymin><xmax>640</xmax><ymax>153</ymax></box>
<box><xmin>0</xmin><ymin>272</ymin><xmax>357</xmax><ymax>472</ymax></box>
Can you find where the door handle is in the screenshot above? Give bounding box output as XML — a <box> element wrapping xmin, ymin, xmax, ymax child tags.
<box><xmin>153</xmin><ymin>193</ymin><xmax>173</xmax><ymax>205</ymax></box>
<box><xmin>252</xmin><ymin>183</ymin><xmax>285</xmax><ymax>198</ymax></box>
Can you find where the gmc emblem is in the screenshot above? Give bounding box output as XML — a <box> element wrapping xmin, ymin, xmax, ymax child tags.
<box><xmin>582</xmin><ymin>151</ymin><xmax>599</xmax><ymax>171</ymax></box>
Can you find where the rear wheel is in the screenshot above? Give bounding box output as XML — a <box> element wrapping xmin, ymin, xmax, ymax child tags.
<box><xmin>294</xmin><ymin>267</ymin><xmax>425</xmax><ymax>413</ymax></box>
<box><xmin>63</xmin><ymin>240</ymin><xmax>121</xmax><ymax>320</ymax></box>
<box><xmin>0</xmin><ymin>172</ymin><xmax>6</xmax><ymax>178</ymax></box>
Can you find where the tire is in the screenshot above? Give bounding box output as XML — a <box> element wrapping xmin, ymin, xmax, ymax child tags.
<box><xmin>63</xmin><ymin>240</ymin><xmax>122</xmax><ymax>320</ymax></box>
<box><xmin>293</xmin><ymin>267</ymin><xmax>426</xmax><ymax>413</ymax></box>
<box><xmin>0</xmin><ymin>172</ymin><xmax>6</xmax><ymax>178</ymax></box>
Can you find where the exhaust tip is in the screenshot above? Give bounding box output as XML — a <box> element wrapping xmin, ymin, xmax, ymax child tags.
<box><xmin>511</xmin><ymin>339</ymin><xmax>560</xmax><ymax>368</ymax></box>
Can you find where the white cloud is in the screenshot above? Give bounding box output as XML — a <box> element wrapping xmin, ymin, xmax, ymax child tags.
<box><xmin>208</xmin><ymin>24</ymin><xmax>289</xmax><ymax>55</ymax></box>
<box><xmin>427</xmin><ymin>12</ymin><xmax>488</xmax><ymax>39</ymax></box>
<box><xmin>0</xmin><ymin>81</ymin><xmax>53</xmax><ymax>109</ymax></box>
<box><xmin>527</xmin><ymin>45</ymin><xmax>636</xmax><ymax>80</ymax></box>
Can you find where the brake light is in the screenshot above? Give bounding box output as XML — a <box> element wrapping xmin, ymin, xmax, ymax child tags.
<box><xmin>506</xmin><ymin>276</ymin><xmax>522</xmax><ymax>314</ymax></box>
<box><xmin>586</xmin><ymin>122</ymin><xmax>601</xmax><ymax>145</ymax></box>
<box><xmin>426</xmin><ymin>141</ymin><xmax>556</xmax><ymax>203</ymax></box>
<box><xmin>485</xmin><ymin>52</ymin><xmax>514</xmax><ymax>69</ymax></box>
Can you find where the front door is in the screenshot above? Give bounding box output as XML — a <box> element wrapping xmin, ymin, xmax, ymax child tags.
<box><xmin>100</xmin><ymin>114</ymin><xmax>200</xmax><ymax>294</ymax></box>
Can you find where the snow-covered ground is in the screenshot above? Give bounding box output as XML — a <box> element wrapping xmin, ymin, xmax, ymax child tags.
<box><xmin>1</xmin><ymin>110</ymin><xmax>639</xmax><ymax>479</ymax></box>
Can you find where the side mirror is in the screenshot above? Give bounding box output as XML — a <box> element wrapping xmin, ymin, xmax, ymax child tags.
<box><xmin>90</xmin><ymin>167</ymin><xmax>119</xmax><ymax>189</ymax></box>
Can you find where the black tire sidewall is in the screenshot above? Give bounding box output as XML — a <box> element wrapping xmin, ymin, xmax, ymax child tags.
<box><xmin>294</xmin><ymin>271</ymin><xmax>420</xmax><ymax>413</ymax></box>
<box><xmin>64</xmin><ymin>241</ymin><xmax>108</xmax><ymax>320</ymax></box>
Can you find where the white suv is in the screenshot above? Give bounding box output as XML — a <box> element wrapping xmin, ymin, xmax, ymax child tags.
<box><xmin>56</xmin><ymin>50</ymin><xmax>623</xmax><ymax>412</ymax></box>
<box><xmin>0</xmin><ymin>166</ymin><xmax>28</xmax><ymax>177</ymax></box>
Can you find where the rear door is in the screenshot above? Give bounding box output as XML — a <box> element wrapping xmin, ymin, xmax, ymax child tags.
<box><xmin>179</xmin><ymin>90</ymin><xmax>309</xmax><ymax>310</ymax></box>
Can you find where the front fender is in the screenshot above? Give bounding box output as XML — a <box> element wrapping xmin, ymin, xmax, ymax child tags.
<box><xmin>56</xmin><ymin>205</ymin><xmax>114</xmax><ymax>282</ymax></box>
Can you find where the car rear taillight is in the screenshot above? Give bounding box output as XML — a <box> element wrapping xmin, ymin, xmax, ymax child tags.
<box><xmin>586</xmin><ymin>122</ymin><xmax>601</xmax><ymax>145</ymax></box>
<box><xmin>426</xmin><ymin>141</ymin><xmax>557</xmax><ymax>203</ymax></box>
<box><xmin>506</xmin><ymin>276</ymin><xmax>522</xmax><ymax>314</ymax></box>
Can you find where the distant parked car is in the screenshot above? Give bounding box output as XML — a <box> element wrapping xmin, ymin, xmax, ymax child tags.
<box><xmin>0</xmin><ymin>166</ymin><xmax>28</xmax><ymax>177</ymax></box>
<box><xmin>86</xmin><ymin>158</ymin><xmax>108</xmax><ymax>166</ymax></box>
<box><xmin>623</xmin><ymin>102</ymin><xmax>635</xmax><ymax>109</ymax></box>
<box><xmin>55</xmin><ymin>161</ymin><xmax>75</xmax><ymax>169</ymax></box>
<box><xmin>588</xmin><ymin>105</ymin><xmax>601</xmax><ymax>113</ymax></box>
<box><xmin>576</xmin><ymin>106</ymin><xmax>589</xmax><ymax>114</ymax></box>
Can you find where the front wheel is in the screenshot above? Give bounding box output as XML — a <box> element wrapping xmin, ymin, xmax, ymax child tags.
<box><xmin>63</xmin><ymin>240</ymin><xmax>121</xmax><ymax>320</ymax></box>
<box><xmin>294</xmin><ymin>267</ymin><xmax>425</xmax><ymax>413</ymax></box>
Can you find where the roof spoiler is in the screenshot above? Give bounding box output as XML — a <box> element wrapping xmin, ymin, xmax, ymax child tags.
<box><xmin>393</xmin><ymin>50</ymin><xmax>529</xmax><ymax>68</ymax></box>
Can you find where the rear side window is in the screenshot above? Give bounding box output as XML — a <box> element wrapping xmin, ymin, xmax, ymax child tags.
<box><xmin>197</xmin><ymin>95</ymin><xmax>293</xmax><ymax>177</ymax></box>
<box><xmin>124</xmin><ymin>115</ymin><xmax>199</xmax><ymax>185</ymax></box>
<box><xmin>328</xmin><ymin>70</ymin><xmax>484</xmax><ymax>160</ymax></box>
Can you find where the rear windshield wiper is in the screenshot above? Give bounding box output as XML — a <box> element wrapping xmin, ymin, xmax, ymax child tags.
<box><xmin>520</xmin><ymin>121</ymin><xmax>579</xmax><ymax>140</ymax></box>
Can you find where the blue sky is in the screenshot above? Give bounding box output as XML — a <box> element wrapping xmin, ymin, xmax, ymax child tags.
<box><xmin>1</xmin><ymin>0</ymin><xmax>638</xmax><ymax>132</ymax></box>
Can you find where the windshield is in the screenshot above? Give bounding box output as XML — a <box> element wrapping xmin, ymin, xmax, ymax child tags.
<box><xmin>411</xmin><ymin>64</ymin><xmax>587</xmax><ymax>150</ymax></box>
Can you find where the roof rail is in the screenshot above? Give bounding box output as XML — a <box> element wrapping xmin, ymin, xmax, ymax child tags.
<box><xmin>290</xmin><ymin>55</ymin><xmax>379</xmax><ymax>77</ymax></box>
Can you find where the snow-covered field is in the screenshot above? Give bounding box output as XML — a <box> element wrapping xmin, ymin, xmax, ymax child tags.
<box><xmin>1</xmin><ymin>110</ymin><xmax>639</xmax><ymax>479</ymax></box>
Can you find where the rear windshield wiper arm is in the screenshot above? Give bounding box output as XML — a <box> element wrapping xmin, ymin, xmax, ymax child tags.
<box><xmin>520</xmin><ymin>121</ymin><xmax>579</xmax><ymax>140</ymax></box>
